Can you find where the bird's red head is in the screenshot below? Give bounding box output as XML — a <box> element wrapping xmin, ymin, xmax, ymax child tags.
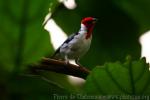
<box><xmin>81</xmin><ymin>17</ymin><xmax>97</xmax><ymax>26</ymax></box>
<box><xmin>81</xmin><ymin>17</ymin><xmax>98</xmax><ymax>39</ymax></box>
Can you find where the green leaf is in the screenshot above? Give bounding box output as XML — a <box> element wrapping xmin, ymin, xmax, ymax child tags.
<box><xmin>0</xmin><ymin>0</ymin><xmax>54</xmax><ymax>72</ymax></box>
<box><xmin>84</xmin><ymin>58</ymin><xmax>150</xmax><ymax>95</ymax></box>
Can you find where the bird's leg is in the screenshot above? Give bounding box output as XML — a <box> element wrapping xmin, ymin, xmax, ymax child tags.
<box><xmin>75</xmin><ymin>58</ymin><xmax>83</xmax><ymax>67</ymax></box>
<box><xmin>65</xmin><ymin>55</ymin><xmax>69</xmax><ymax>65</ymax></box>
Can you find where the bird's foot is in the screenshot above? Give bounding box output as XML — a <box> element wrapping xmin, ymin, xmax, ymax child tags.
<box><xmin>76</xmin><ymin>62</ymin><xmax>84</xmax><ymax>68</ymax></box>
<box><xmin>65</xmin><ymin>60</ymin><xmax>70</xmax><ymax>65</ymax></box>
<box><xmin>77</xmin><ymin>63</ymin><xmax>84</xmax><ymax>68</ymax></box>
<box><xmin>75</xmin><ymin>59</ymin><xmax>83</xmax><ymax>67</ymax></box>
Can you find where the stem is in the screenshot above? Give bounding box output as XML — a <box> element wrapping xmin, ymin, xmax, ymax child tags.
<box><xmin>14</xmin><ymin>0</ymin><xmax>29</xmax><ymax>73</ymax></box>
<box><xmin>129</xmin><ymin>61</ymin><xmax>135</xmax><ymax>94</ymax></box>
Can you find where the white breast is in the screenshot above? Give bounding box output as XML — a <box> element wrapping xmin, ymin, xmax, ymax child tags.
<box><xmin>59</xmin><ymin>24</ymin><xmax>92</xmax><ymax>59</ymax></box>
<box><xmin>60</xmin><ymin>33</ymin><xmax>92</xmax><ymax>59</ymax></box>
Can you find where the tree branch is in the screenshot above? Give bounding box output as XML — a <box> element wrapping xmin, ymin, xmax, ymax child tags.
<box><xmin>30</xmin><ymin>58</ymin><xmax>91</xmax><ymax>79</ymax></box>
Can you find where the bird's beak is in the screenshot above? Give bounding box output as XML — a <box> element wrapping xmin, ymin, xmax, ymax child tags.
<box><xmin>92</xmin><ymin>18</ymin><xmax>98</xmax><ymax>23</ymax></box>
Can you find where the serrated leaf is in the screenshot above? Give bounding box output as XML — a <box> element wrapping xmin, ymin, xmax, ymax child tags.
<box><xmin>84</xmin><ymin>58</ymin><xmax>150</xmax><ymax>96</ymax></box>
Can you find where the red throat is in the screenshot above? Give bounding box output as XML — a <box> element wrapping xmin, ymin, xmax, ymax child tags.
<box><xmin>85</xmin><ymin>25</ymin><xmax>95</xmax><ymax>39</ymax></box>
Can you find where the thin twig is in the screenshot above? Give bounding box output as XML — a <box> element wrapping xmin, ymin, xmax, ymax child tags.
<box><xmin>30</xmin><ymin>58</ymin><xmax>90</xmax><ymax>79</ymax></box>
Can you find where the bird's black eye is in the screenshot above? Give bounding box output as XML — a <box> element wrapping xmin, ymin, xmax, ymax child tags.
<box><xmin>86</xmin><ymin>21</ymin><xmax>92</xmax><ymax>24</ymax></box>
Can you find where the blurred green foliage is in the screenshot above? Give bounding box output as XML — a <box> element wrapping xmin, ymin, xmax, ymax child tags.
<box><xmin>0</xmin><ymin>0</ymin><xmax>150</xmax><ymax>99</ymax></box>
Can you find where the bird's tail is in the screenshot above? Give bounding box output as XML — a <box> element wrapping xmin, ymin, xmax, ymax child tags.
<box><xmin>51</xmin><ymin>52</ymin><xmax>59</xmax><ymax>59</ymax></box>
<box><xmin>50</xmin><ymin>50</ymin><xmax>62</xmax><ymax>60</ymax></box>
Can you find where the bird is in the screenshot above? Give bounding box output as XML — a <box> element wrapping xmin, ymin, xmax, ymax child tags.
<box><xmin>51</xmin><ymin>17</ymin><xmax>98</xmax><ymax>66</ymax></box>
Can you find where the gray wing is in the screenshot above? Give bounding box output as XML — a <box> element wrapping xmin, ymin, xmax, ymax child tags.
<box><xmin>51</xmin><ymin>33</ymin><xmax>77</xmax><ymax>59</ymax></box>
